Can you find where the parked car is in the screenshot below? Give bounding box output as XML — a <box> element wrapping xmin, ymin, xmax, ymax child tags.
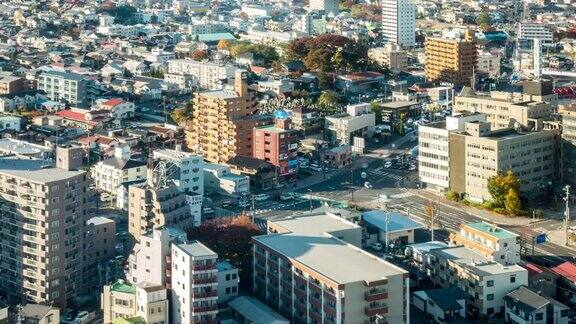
<box><xmin>280</xmin><ymin>192</ymin><xmax>295</xmax><ymax>201</ymax></box>
<box><xmin>384</xmin><ymin>161</ymin><xmax>392</xmax><ymax>168</ymax></box>
<box><xmin>371</xmin><ymin>242</ymin><xmax>383</xmax><ymax>251</ymax></box>
<box><xmin>254</xmin><ymin>194</ymin><xmax>270</xmax><ymax>201</ymax></box>
<box><xmin>364</xmin><ymin>181</ymin><xmax>373</xmax><ymax>189</ymax></box>
<box><xmin>309</xmin><ymin>164</ymin><xmax>323</xmax><ymax>171</ymax></box>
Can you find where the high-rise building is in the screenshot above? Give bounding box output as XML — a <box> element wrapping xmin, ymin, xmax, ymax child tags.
<box><xmin>425</xmin><ymin>30</ymin><xmax>477</xmax><ymax>87</ymax></box>
<box><xmin>169</xmin><ymin>242</ymin><xmax>219</xmax><ymax>324</ymax></box>
<box><xmin>381</xmin><ymin>0</ymin><xmax>415</xmax><ymax>48</ymax></box>
<box><xmin>560</xmin><ymin>104</ymin><xmax>576</xmax><ymax>188</ymax></box>
<box><xmin>253</xmin><ymin>115</ymin><xmax>299</xmax><ymax>180</ymax></box>
<box><xmin>186</xmin><ymin>70</ymin><xmax>271</xmax><ymax>164</ymax></box>
<box><xmin>0</xmin><ymin>153</ymin><xmax>93</xmax><ymax>307</ymax></box>
<box><xmin>309</xmin><ymin>0</ymin><xmax>339</xmax><ymax>14</ymax></box>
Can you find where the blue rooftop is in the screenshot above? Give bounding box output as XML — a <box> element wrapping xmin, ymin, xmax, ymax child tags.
<box><xmin>362</xmin><ymin>210</ymin><xmax>423</xmax><ymax>233</ymax></box>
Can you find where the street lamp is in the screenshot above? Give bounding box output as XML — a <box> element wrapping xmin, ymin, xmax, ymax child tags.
<box><xmin>380</xmin><ymin>193</ymin><xmax>391</xmax><ymax>255</ymax></box>
<box><xmin>564</xmin><ymin>185</ymin><xmax>571</xmax><ymax>246</ymax></box>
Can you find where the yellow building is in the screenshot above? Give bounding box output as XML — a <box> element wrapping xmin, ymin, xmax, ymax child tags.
<box><xmin>425</xmin><ymin>30</ymin><xmax>477</xmax><ymax>87</ymax></box>
<box><xmin>186</xmin><ymin>70</ymin><xmax>270</xmax><ymax>163</ymax></box>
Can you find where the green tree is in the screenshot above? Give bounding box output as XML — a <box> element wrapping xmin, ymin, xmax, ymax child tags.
<box><xmin>318</xmin><ymin>90</ymin><xmax>342</xmax><ymax>112</ymax></box>
<box><xmin>476</xmin><ymin>12</ymin><xmax>492</xmax><ymax>28</ymax></box>
<box><xmin>370</xmin><ymin>101</ymin><xmax>383</xmax><ymax>124</ymax></box>
<box><xmin>171</xmin><ymin>100</ymin><xmax>194</xmax><ymax>125</ymax></box>
<box><xmin>487</xmin><ymin>171</ymin><xmax>521</xmax><ymax>209</ymax></box>
<box><xmin>504</xmin><ymin>188</ymin><xmax>522</xmax><ymax>215</ymax></box>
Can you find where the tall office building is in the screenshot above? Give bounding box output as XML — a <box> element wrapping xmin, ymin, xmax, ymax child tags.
<box><xmin>0</xmin><ymin>153</ymin><xmax>93</xmax><ymax>307</ymax></box>
<box><xmin>381</xmin><ymin>0</ymin><xmax>415</xmax><ymax>48</ymax></box>
<box><xmin>425</xmin><ymin>30</ymin><xmax>477</xmax><ymax>87</ymax></box>
<box><xmin>309</xmin><ymin>0</ymin><xmax>339</xmax><ymax>14</ymax></box>
<box><xmin>186</xmin><ymin>70</ymin><xmax>271</xmax><ymax>164</ymax></box>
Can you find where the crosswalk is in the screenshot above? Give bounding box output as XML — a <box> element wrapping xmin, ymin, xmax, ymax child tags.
<box><xmin>368</xmin><ymin>167</ymin><xmax>404</xmax><ymax>182</ymax></box>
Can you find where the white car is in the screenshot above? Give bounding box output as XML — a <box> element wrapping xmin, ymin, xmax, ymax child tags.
<box><xmin>309</xmin><ymin>164</ymin><xmax>323</xmax><ymax>171</ymax></box>
<box><xmin>384</xmin><ymin>161</ymin><xmax>392</xmax><ymax>168</ymax></box>
<box><xmin>280</xmin><ymin>192</ymin><xmax>295</xmax><ymax>201</ymax></box>
<box><xmin>370</xmin><ymin>242</ymin><xmax>383</xmax><ymax>251</ymax></box>
<box><xmin>254</xmin><ymin>194</ymin><xmax>270</xmax><ymax>201</ymax></box>
<box><xmin>364</xmin><ymin>182</ymin><xmax>373</xmax><ymax>189</ymax></box>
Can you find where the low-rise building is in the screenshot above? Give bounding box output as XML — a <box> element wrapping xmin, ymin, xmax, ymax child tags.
<box><xmin>101</xmin><ymin>280</ymin><xmax>169</xmax><ymax>324</ymax></box>
<box><xmin>325</xmin><ymin>103</ymin><xmax>375</xmax><ymax>146</ymax></box>
<box><xmin>253</xmin><ymin>115</ymin><xmax>299</xmax><ymax>180</ymax></box>
<box><xmin>135</xmin><ymin>282</ymin><xmax>169</xmax><ymax>324</ymax></box>
<box><xmin>362</xmin><ymin>210</ymin><xmax>423</xmax><ymax>247</ymax></box>
<box><xmin>19</xmin><ymin>304</ymin><xmax>60</xmax><ymax>324</ymax></box>
<box><xmin>153</xmin><ymin>148</ymin><xmax>204</xmax><ymax>196</ymax></box>
<box><xmin>227</xmin><ymin>155</ymin><xmax>278</xmax><ymax>191</ymax></box>
<box><xmin>217</xmin><ymin>261</ymin><xmax>239</xmax><ymax>304</ymax></box>
<box><xmin>203</xmin><ymin>163</ymin><xmax>250</xmax><ymax>196</ymax></box>
<box><xmin>85</xmin><ymin>216</ymin><xmax>116</xmax><ymax>264</ymax></box>
<box><xmin>429</xmin><ymin>246</ymin><xmax>528</xmax><ymax>316</ymax></box>
<box><xmin>368</xmin><ymin>43</ymin><xmax>408</xmax><ymax>71</ymax></box>
<box><xmin>477</xmin><ymin>51</ymin><xmax>501</xmax><ymax>79</ymax></box>
<box><xmin>413</xmin><ymin>287</ymin><xmax>468</xmax><ymax>323</ymax></box>
<box><xmin>228</xmin><ymin>296</ymin><xmax>290</xmax><ymax>324</ymax></box>
<box><xmin>102</xmin><ymin>280</ymin><xmax>137</xmax><ymax>323</ymax></box>
<box><xmin>449</xmin><ymin>222</ymin><xmax>520</xmax><ymax>265</ymax></box>
<box><xmin>504</xmin><ymin>286</ymin><xmax>570</xmax><ymax>324</ymax></box>
<box><xmin>92</xmin><ymin>146</ymin><xmax>147</xmax><ymax>194</ymax></box>
<box><xmin>321</xmin><ymin>144</ymin><xmax>352</xmax><ymax>169</ymax></box>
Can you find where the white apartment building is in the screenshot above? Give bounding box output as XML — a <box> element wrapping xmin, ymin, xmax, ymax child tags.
<box><xmin>325</xmin><ymin>103</ymin><xmax>376</xmax><ymax>146</ymax></box>
<box><xmin>217</xmin><ymin>261</ymin><xmax>239</xmax><ymax>304</ymax></box>
<box><xmin>37</xmin><ymin>70</ymin><xmax>94</xmax><ymax>107</ymax></box>
<box><xmin>203</xmin><ymin>163</ymin><xmax>250</xmax><ymax>196</ymax></box>
<box><xmin>309</xmin><ymin>0</ymin><xmax>339</xmax><ymax>14</ymax></box>
<box><xmin>167</xmin><ymin>59</ymin><xmax>237</xmax><ymax>90</ymax></box>
<box><xmin>518</xmin><ymin>23</ymin><xmax>554</xmax><ymax>43</ymax></box>
<box><xmin>477</xmin><ymin>51</ymin><xmax>501</xmax><ymax>79</ymax></box>
<box><xmin>381</xmin><ymin>0</ymin><xmax>416</xmax><ymax>48</ymax></box>
<box><xmin>129</xmin><ymin>229</ymin><xmax>182</xmax><ymax>286</ymax></box>
<box><xmin>92</xmin><ymin>146</ymin><xmax>147</xmax><ymax>194</ymax></box>
<box><xmin>153</xmin><ymin>148</ymin><xmax>204</xmax><ymax>196</ymax></box>
<box><xmin>449</xmin><ymin>222</ymin><xmax>521</xmax><ymax>265</ymax></box>
<box><xmin>94</xmin><ymin>98</ymin><xmax>136</xmax><ymax>120</ymax></box>
<box><xmin>170</xmin><ymin>242</ymin><xmax>219</xmax><ymax>324</ymax></box>
<box><xmin>135</xmin><ymin>282</ymin><xmax>169</xmax><ymax>324</ymax></box>
<box><xmin>429</xmin><ymin>246</ymin><xmax>528</xmax><ymax>316</ymax></box>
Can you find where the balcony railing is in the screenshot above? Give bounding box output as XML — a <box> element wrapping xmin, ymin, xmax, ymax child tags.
<box><xmin>365</xmin><ymin>304</ymin><xmax>388</xmax><ymax>317</ymax></box>
<box><xmin>365</xmin><ymin>289</ymin><xmax>388</xmax><ymax>301</ymax></box>
<box><xmin>193</xmin><ymin>264</ymin><xmax>216</xmax><ymax>271</ymax></box>
<box><xmin>193</xmin><ymin>277</ymin><xmax>218</xmax><ymax>285</ymax></box>
<box><xmin>192</xmin><ymin>305</ymin><xmax>218</xmax><ymax>313</ymax></box>
<box><xmin>193</xmin><ymin>291</ymin><xmax>218</xmax><ymax>299</ymax></box>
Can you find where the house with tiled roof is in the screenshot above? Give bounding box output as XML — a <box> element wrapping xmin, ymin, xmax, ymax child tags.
<box><xmin>550</xmin><ymin>262</ymin><xmax>576</xmax><ymax>305</ymax></box>
<box><xmin>94</xmin><ymin>97</ymin><xmax>135</xmax><ymax>119</ymax></box>
<box><xmin>91</xmin><ymin>145</ymin><xmax>147</xmax><ymax>194</ymax></box>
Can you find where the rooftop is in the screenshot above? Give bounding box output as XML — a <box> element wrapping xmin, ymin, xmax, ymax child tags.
<box><xmin>176</xmin><ymin>241</ymin><xmax>217</xmax><ymax>258</ymax></box>
<box><xmin>362</xmin><ymin>210</ymin><xmax>424</xmax><ymax>233</ymax></box>
<box><xmin>407</xmin><ymin>241</ymin><xmax>449</xmax><ymax>253</ymax></box>
<box><xmin>0</xmin><ymin>156</ymin><xmax>84</xmax><ymax>183</ymax></box>
<box><xmin>432</xmin><ymin>246</ymin><xmax>526</xmax><ymax>276</ymax></box>
<box><xmin>217</xmin><ymin>260</ymin><xmax>237</xmax><ymax>272</ymax></box>
<box><xmin>111</xmin><ymin>280</ymin><xmax>136</xmax><ymax>294</ymax></box>
<box><xmin>20</xmin><ymin>304</ymin><xmax>55</xmax><ymax>320</ymax></box>
<box><xmin>270</xmin><ymin>212</ymin><xmax>360</xmax><ymax>236</ymax></box>
<box><xmin>505</xmin><ymin>286</ymin><xmax>549</xmax><ymax>312</ymax></box>
<box><xmin>87</xmin><ymin>216</ymin><xmax>114</xmax><ymax>226</ymax></box>
<box><xmin>228</xmin><ymin>296</ymin><xmax>289</xmax><ymax>324</ymax></box>
<box><xmin>464</xmin><ymin>222</ymin><xmax>519</xmax><ymax>239</ymax></box>
<box><xmin>0</xmin><ymin>138</ymin><xmax>52</xmax><ymax>156</ymax></box>
<box><xmin>253</xmin><ymin>233</ymin><xmax>407</xmax><ymax>284</ymax></box>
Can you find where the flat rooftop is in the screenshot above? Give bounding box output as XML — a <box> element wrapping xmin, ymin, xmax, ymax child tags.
<box><xmin>0</xmin><ymin>138</ymin><xmax>52</xmax><ymax>156</ymax></box>
<box><xmin>270</xmin><ymin>212</ymin><xmax>360</xmax><ymax>236</ymax></box>
<box><xmin>254</xmin><ymin>233</ymin><xmax>407</xmax><ymax>284</ymax></box>
<box><xmin>228</xmin><ymin>296</ymin><xmax>289</xmax><ymax>324</ymax></box>
<box><xmin>432</xmin><ymin>246</ymin><xmax>525</xmax><ymax>276</ymax></box>
<box><xmin>0</xmin><ymin>156</ymin><xmax>84</xmax><ymax>183</ymax></box>
<box><xmin>201</xmin><ymin>90</ymin><xmax>239</xmax><ymax>99</ymax></box>
<box><xmin>176</xmin><ymin>241</ymin><xmax>216</xmax><ymax>258</ymax></box>
<box><xmin>87</xmin><ymin>216</ymin><xmax>114</xmax><ymax>226</ymax></box>
<box><xmin>362</xmin><ymin>210</ymin><xmax>424</xmax><ymax>233</ymax></box>
<box><xmin>464</xmin><ymin>221</ymin><xmax>519</xmax><ymax>239</ymax></box>
<box><xmin>153</xmin><ymin>148</ymin><xmax>202</xmax><ymax>159</ymax></box>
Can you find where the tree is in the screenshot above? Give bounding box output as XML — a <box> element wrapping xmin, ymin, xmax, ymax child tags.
<box><xmin>318</xmin><ymin>90</ymin><xmax>342</xmax><ymax>113</ymax></box>
<box><xmin>192</xmin><ymin>49</ymin><xmax>207</xmax><ymax>61</ymax></box>
<box><xmin>217</xmin><ymin>39</ymin><xmax>232</xmax><ymax>51</ymax></box>
<box><xmin>187</xmin><ymin>215</ymin><xmax>262</xmax><ymax>291</ymax></box>
<box><xmin>424</xmin><ymin>201</ymin><xmax>439</xmax><ymax>240</ymax></box>
<box><xmin>487</xmin><ymin>171</ymin><xmax>521</xmax><ymax>209</ymax></box>
<box><xmin>476</xmin><ymin>12</ymin><xmax>492</xmax><ymax>28</ymax></box>
<box><xmin>504</xmin><ymin>188</ymin><xmax>522</xmax><ymax>215</ymax></box>
<box><xmin>171</xmin><ymin>99</ymin><xmax>194</xmax><ymax>125</ymax></box>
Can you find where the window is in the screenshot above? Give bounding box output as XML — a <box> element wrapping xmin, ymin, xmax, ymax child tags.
<box><xmin>226</xmin><ymin>274</ymin><xmax>230</xmax><ymax>281</ymax></box>
<box><xmin>226</xmin><ymin>287</ymin><xmax>230</xmax><ymax>294</ymax></box>
<box><xmin>487</xmin><ymin>294</ymin><xmax>494</xmax><ymax>301</ymax></box>
<box><xmin>510</xmin><ymin>276</ymin><xmax>516</xmax><ymax>283</ymax></box>
<box><xmin>535</xmin><ymin>313</ymin><xmax>543</xmax><ymax>321</ymax></box>
<box><xmin>428</xmin><ymin>300</ymin><xmax>435</xmax><ymax>307</ymax></box>
<box><xmin>561</xmin><ymin>309</ymin><xmax>569</xmax><ymax>317</ymax></box>
<box><xmin>487</xmin><ymin>280</ymin><xmax>494</xmax><ymax>287</ymax></box>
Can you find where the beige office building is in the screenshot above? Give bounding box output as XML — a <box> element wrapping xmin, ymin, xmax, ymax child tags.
<box><xmin>368</xmin><ymin>43</ymin><xmax>408</xmax><ymax>71</ymax></box>
<box><xmin>424</xmin><ymin>30</ymin><xmax>477</xmax><ymax>87</ymax></box>
<box><xmin>0</xmin><ymin>153</ymin><xmax>93</xmax><ymax>307</ymax></box>
<box><xmin>186</xmin><ymin>70</ymin><xmax>271</xmax><ymax>164</ymax></box>
<box><xmin>454</xmin><ymin>82</ymin><xmax>556</xmax><ymax>130</ymax></box>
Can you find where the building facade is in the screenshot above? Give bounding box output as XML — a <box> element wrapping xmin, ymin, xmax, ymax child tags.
<box><xmin>309</xmin><ymin>0</ymin><xmax>339</xmax><ymax>14</ymax></box>
<box><xmin>425</xmin><ymin>30</ymin><xmax>477</xmax><ymax>87</ymax></box>
<box><xmin>449</xmin><ymin>222</ymin><xmax>520</xmax><ymax>265</ymax></box>
<box><xmin>153</xmin><ymin>148</ymin><xmax>204</xmax><ymax>196</ymax></box>
<box><xmin>170</xmin><ymin>242</ymin><xmax>219</xmax><ymax>324</ymax></box>
<box><xmin>167</xmin><ymin>59</ymin><xmax>236</xmax><ymax>90</ymax></box>
<box><xmin>186</xmin><ymin>70</ymin><xmax>271</xmax><ymax>164</ymax></box>
<box><xmin>37</xmin><ymin>70</ymin><xmax>95</xmax><ymax>108</ymax></box>
<box><xmin>381</xmin><ymin>0</ymin><xmax>415</xmax><ymax>47</ymax></box>
<box><xmin>253</xmin><ymin>116</ymin><xmax>299</xmax><ymax>179</ymax></box>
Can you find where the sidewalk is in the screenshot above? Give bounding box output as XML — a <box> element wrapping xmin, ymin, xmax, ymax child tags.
<box><xmin>414</xmin><ymin>189</ymin><xmax>533</xmax><ymax>227</ymax></box>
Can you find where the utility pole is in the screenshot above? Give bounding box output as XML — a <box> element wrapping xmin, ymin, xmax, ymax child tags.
<box><xmin>350</xmin><ymin>165</ymin><xmax>354</xmax><ymax>202</ymax></box>
<box><xmin>564</xmin><ymin>185</ymin><xmax>571</xmax><ymax>246</ymax></box>
<box><xmin>425</xmin><ymin>201</ymin><xmax>438</xmax><ymax>241</ymax></box>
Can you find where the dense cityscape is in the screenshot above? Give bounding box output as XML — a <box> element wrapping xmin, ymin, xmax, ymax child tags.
<box><xmin>0</xmin><ymin>0</ymin><xmax>575</xmax><ymax>323</ymax></box>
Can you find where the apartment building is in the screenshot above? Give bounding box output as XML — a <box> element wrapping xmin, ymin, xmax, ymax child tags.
<box><xmin>0</xmin><ymin>75</ymin><xmax>26</xmax><ymax>94</ymax></box>
<box><xmin>429</xmin><ymin>246</ymin><xmax>528</xmax><ymax>316</ymax></box>
<box><xmin>381</xmin><ymin>0</ymin><xmax>415</xmax><ymax>47</ymax></box>
<box><xmin>253</xmin><ymin>213</ymin><xmax>407</xmax><ymax>324</ymax></box>
<box><xmin>167</xmin><ymin>59</ymin><xmax>236</xmax><ymax>90</ymax></box>
<box><xmin>424</xmin><ymin>30</ymin><xmax>477</xmax><ymax>87</ymax></box>
<box><xmin>454</xmin><ymin>84</ymin><xmax>556</xmax><ymax>130</ymax></box>
<box><xmin>368</xmin><ymin>43</ymin><xmax>408</xmax><ymax>71</ymax></box>
<box><xmin>101</xmin><ymin>280</ymin><xmax>169</xmax><ymax>324</ymax></box>
<box><xmin>518</xmin><ymin>23</ymin><xmax>554</xmax><ymax>44</ymax></box>
<box><xmin>253</xmin><ymin>115</ymin><xmax>299</xmax><ymax>179</ymax></box>
<box><xmin>325</xmin><ymin>103</ymin><xmax>375</xmax><ymax>146</ymax></box>
<box><xmin>128</xmin><ymin>182</ymin><xmax>194</xmax><ymax>240</ymax></box>
<box><xmin>309</xmin><ymin>0</ymin><xmax>339</xmax><ymax>14</ymax></box>
<box><xmin>418</xmin><ymin>112</ymin><xmax>559</xmax><ymax>201</ymax></box>
<box><xmin>449</xmin><ymin>222</ymin><xmax>520</xmax><ymax>265</ymax></box>
<box><xmin>477</xmin><ymin>51</ymin><xmax>501</xmax><ymax>79</ymax></box>
<box><xmin>217</xmin><ymin>261</ymin><xmax>239</xmax><ymax>304</ymax></box>
<box><xmin>560</xmin><ymin>105</ymin><xmax>576</xmax><ymax>187</ymax></box>
<box><xmin>0</xmin><ymin>150</ymin><xmax>94</xmax><ymax>308</ymax></box>
<box><xmin>186</xmin><ymin>70</ymin><xmax>271</xmax><ymax>164</ymax></box>
<box><xmin>504</xmin><ymin>286</ymin><xmax>570</xmax><ymax>324</ymax></box>
<box><xmin>37</xmin><ymin>70</ymin><xmax>95</xmax><ymax>108</ymax></box>
<box><xmin>85</xmin><ymin>217</ymin><xmax>116</xmax><ymax>264</ymax></box>
<box><xmin>153</xmin><ymin>147</ymin><xmax>204</xmax><ymax>196</ymax></box>
<box><xmin>170</xmin><ymin>242</ymin><xmax>219</xmax><ymax>324</ymax></box>
<box><xmin>92</xmin><ymin>146</ymin><xmax>147</xmax><ymax>194</ymax></box>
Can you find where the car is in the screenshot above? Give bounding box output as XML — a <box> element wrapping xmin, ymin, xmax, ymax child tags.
<box><xmin>221</xmin><ymin>200</ymin><xmax>234</xmax><ymax>208</ymax></box>
<box><xmin>280</xmin><ymin>192</ymin><xmax>295</xmax><ymax>201</ymax></box>
<box><xmin>364</xmin><ymin>181</ymin><xmax>373</xmax><ymax>189</ymax></box>
<box><xmin>409</xmin><ymin>164</ymin><xmax>417</xmax><ymax>171</ymax></box>
<box><xmin>384</xmin><ymin>161</ymin><xmax>392</xmax><ymax>168</ymax></box>
<box><xmin>65</xmin><ymin>310</ymin><xmax>78</xmax><ymax>321</ymax></box>
<box><xmin>309</xmin><ymin>164</ymin><xmax>323</xmax><ymax>171</ymax></box>
<box><xmin>254</xmin><ymin>194</ymin><xmax>270</xmax><ymax>201</ymax></box>
<box><xmin>370</xmin><ymin>242</ymin><xmax>383</xmax><ymax>251</ymax></box>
